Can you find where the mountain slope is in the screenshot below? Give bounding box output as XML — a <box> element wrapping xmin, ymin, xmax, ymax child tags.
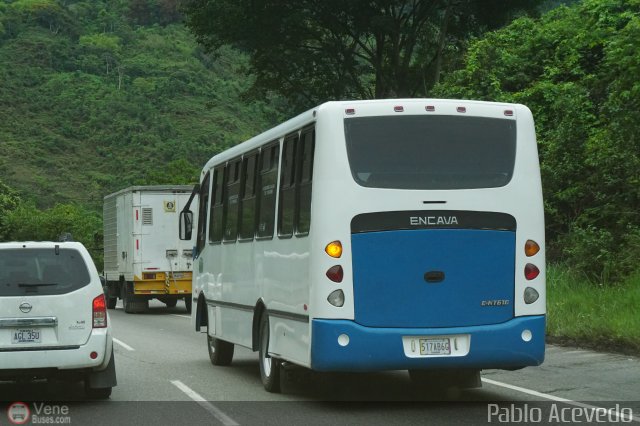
<box><xmin>0</xmin><ymin>0</ymin><xmax>285</xmax><ymax>209</ymax></box>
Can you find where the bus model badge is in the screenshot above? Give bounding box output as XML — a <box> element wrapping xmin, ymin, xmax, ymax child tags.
<box><xmin>481</xmin><ymin>300</ymin><xmax>510</xmax><ymax>307</ymax></box>
<box><xmin>410</xmin><ymin>216</ymin><xmax>459</xmax><ymax>226</ymax></box>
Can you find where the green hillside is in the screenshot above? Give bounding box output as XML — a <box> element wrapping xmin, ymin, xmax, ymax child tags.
<box><xmin>0</xmin><ymin>0</ymin><xmax>285</xmax><ymax>209</ymax></box>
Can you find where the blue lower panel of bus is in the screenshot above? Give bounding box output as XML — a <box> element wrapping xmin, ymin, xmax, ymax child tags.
<box><xmin>310</xmin><ymin>316</ymin><xmax>545</xmax><ymax>372</ymax></box>
<box><xmin>351</xmin><ymin>229</ymin><xmax>515</xmax><ymax>328</ymax></box>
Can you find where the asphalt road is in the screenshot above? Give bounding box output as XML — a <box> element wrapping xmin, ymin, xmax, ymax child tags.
<box><xmin>1</xmin><ymin>300</ymin><xmax>639</xmax><ymax>425</ymax></box>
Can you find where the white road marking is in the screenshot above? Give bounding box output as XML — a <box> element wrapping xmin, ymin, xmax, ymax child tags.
<box><xmin>482</xmin><ymin>378</ymin><xmax>640</xmax><ymax>423</ymax></box>
<box><xmin>171</xmin><ymin>380</ymin><xmax>239</xmax><ymax>426</ymax></box>
<box><xmin>170</xmin><ymin>314</ymin><xmax>191</xmax><ymax>319</ymax></box>
<box><xmin>113</xmin><ymin>337</ymin><xmax>135</xmax><ymax>351</ymax></box>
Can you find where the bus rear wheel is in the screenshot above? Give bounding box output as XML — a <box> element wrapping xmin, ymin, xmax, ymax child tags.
<box><xmin>259</xmin><ymin>314</ymin><xmax>281</xmax><ymax>393</ymax></box>
<box><xmin>207</xmin><ymin>334</ymin><xmax>234</xmax><ymax>366</ymax></box>
<box><xmin>409</xmin><ymin>369</ymin><xmax>482</xmax><ymax>390</ymax></box>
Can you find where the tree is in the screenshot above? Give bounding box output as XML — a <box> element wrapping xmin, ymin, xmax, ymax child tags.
<box><xmin>3</xmin><ymin>203</ymin><xmax>104</xmax><ymax>268</ymax></box>
<box><xmin>7</xmin><ymin>0</ymin><xmax>75</xmax><ymax>35</ymax></box>
<box><xmin>182</xmin><ymin>0</ymin><xmax>541</xmax><ymax>108</ymax></box>
<box><xmin>433</xmin><ymin>0</ymin><xmax>640</xmax><ymax>282</ymax></box>
<box><xmin>0</xmin><ymin>180</ymin><xmax>21</xmax><ymax>241</ymax></box>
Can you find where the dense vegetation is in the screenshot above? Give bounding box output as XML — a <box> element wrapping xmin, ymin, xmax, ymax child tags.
<box><xmin>0</xmin><ymin>0</ymin><xmax>285</xmax><ymax>210</ymax></box>
<box><xmin>183</xmin><ymin>0</ymin><xmax>543</xmax><ymax>108</ymax></box>
<box><xmin>434</xmin><ymin>0</ymin><xmax>640</xmax><ymax>283</ymax></box>
<box><xmin>1</xmin><ymin>0</ymin><xmax>638</xmax><ymax>296</ymax></box>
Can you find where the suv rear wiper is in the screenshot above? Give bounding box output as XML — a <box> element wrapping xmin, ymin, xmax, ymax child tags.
<box><xmin>17</xmin><ymin>283</ymin><xmax>58</xmax><ymax>287</ymax></box>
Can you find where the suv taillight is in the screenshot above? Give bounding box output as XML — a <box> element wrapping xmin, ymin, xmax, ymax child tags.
<box><xmin>93</xmin><ymin>294</ymin><xmax>107</xmax><ymax>328</ymax></box>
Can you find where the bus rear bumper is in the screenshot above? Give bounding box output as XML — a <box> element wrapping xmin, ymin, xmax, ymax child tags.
<box><xmin>310</xmin><ymin>315</ymin><xmax>545</xmax><ymax>372</ymax></box>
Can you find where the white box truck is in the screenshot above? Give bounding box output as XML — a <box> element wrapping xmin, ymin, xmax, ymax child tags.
<box><xmin>103</xmin><ymin>185</ymin><xmax>197</xmax><ymax>313</ymax></box>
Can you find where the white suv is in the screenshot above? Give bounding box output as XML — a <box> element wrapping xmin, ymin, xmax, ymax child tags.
<box><xmin>0</xmin><ymin>241</ymin><xmax>117</xmax><ymax>398</ymax></box>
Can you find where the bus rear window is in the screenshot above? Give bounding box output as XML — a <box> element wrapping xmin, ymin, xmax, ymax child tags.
<box><xmin>344</xmin><ymin>115</ymin><xmax>517</xmax><ymax>190</ymax></box>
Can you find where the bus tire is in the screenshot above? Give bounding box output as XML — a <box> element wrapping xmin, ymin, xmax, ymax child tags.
<box><xmin>207</xmin><ymin>334</ymin><xmax>234</xmax><ymax>366</ymax></box>
<box><xmin>409</xmin><ymin>369</ymin><xmax>482</xmax><ymax>390</ymax></box>
<box><xmin>259</xmin><ymin>314</ymin><xmax>281</xmax><ymax>393</ymax></box>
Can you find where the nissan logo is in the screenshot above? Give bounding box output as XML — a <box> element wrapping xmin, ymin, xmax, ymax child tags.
<box><xmin>19</xmin><ymin>302</ymin><xmax>32</xmax><ymax>313</ymax></box>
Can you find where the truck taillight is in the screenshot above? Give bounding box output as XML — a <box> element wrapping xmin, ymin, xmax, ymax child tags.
<box><xmin>93</xmin><ymin>294</ymin><xmax>107</xmax><ymax>328</ymax></box>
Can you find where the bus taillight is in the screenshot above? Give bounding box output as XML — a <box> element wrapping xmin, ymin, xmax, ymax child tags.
<box><xmin>525</xmin><ymin>240</ymin><xmax>540</xmax><ymax>257</ymax></box>
<box><xmin>524</xmin><ymin>287</ymin><xmax>539</xmax><ymax>304</ymax></box>
<box><xmin>326</xmin><ymin>265</ymin><xmax>344</xmax><ymax>283</ymax></box>
<box><xmin>325</xmin><ymin>241</ymin><xmax>342</xmax><ymax>258</ymax></box>
<box><xmin>524</xmin><ymin>263</ymin><xmax>540</xmax><ymax>280</ymax></box>
<box><xmin>327</xmin><ymin>290</ymin><xmax>345</xmax><ymax>307</ymax></box>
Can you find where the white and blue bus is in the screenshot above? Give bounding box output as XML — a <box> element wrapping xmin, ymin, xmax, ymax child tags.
<box><xmin>179</xmin><ymin>99</ymin><xmax>546</xmax><ymax>392</ymax></box>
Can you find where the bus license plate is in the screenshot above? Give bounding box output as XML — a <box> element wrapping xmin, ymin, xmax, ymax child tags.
<box><xmin>12</xmin><ymin>329</ymin><xmax>41</xmax><ymax>344</ymax></box>
<box><xmin>419</xmin><ymin>338</ymin><xmax>451</xmax><ymax>355</ymax></box>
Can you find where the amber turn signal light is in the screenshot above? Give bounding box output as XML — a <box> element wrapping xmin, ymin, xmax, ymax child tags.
<box><xmin>325</xmin><ymin>241</ymin><xmax>342</xmax><ymax>258</ymax></box>
<box><xmin>525</xmin><ymin>240</ymin><xmax>540</xmax><ymax>257</ymax></box>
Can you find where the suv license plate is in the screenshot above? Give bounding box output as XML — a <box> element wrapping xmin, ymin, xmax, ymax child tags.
<box><xmin>12</xmin><ymin>329</ymin><xmax>41</xmax><ymax>344</ymax></box>
<box><xmin>419</xmin><ymin>338</ymin><xmax>451</xmax><ymax>355</ymax></box>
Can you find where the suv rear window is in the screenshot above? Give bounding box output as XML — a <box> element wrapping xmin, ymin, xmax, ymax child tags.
<box><xmin>0</xmin><ymin>248</ymin><xmax>91</xmax><ymax>296</ymax></box>
<box><xmin>344</xmin><ymin>115</ymin><xmax>517</xmax><ymax>189</ymax></box>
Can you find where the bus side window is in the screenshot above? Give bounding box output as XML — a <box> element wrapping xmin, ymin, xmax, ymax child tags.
<box><xmin>239</xmin><ymin>152</ymin><xmax>258</xmax><ymax>241</ymax></box>
<box><xmin>295</xmin><ymin>126</ymin><xmax>315</xmax><ymax>236</ymax></box>
<box><xmin>278</xmin><ymin>133</ymin><xmax>298</xmax><ymax>238</ymax></box>
<box><xmin>209</xmin><ymin>166</ymin><xmax>225</xmax><ymax>243</ymax></box>
<box><xmin>223</xmin><ymin>159</ymin><xmax>241</xmax><ymax>242</ymax></box>
<box><xmin>196</xmin><ymin>171</ymin><xmax>211</xmax><ymax>254</ymax></box>
<box><xmin>256</xmin><ymin>143</ymin><xmax>279</xmax><ymax>239</ymax></box>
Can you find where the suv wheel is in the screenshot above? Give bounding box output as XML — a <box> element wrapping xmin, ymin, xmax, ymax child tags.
<box><xmin>84</xmin><ymin>385</ymin><xmax>112</xmax><ymax>399</ymax></box>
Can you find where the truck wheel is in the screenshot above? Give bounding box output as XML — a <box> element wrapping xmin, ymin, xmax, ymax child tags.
<box><xmin>184</xmin><ymin>296</ymin><xmax>192</xmax><ymax>313</ymax></box>
<box><xmin>123</xmin><ymin>283</ymin><xmax>147</xmax><ymax>314</ymax></box>
<box><xmin>259</xmin><ymin>314</ymin><xmax>281</xmax><ymax>393</ymax></box>
<box><xmin>164</xmin><ymin>299</ymin><xmax>177</xmax><ymax>308</ymax></box>
<box><xmin>207</xmin><ymin>334</ymin><xmax>234</xmax><ymax>366</ymax></box>
<box><xmin>103</xmin><ymin>284</ymin><xmax>117</xmax><ymax>309</ymax></box>
<box><xmin>106</xmin><ymin>296</ymin><xmax>117</xmax><ymax>309</ymax></box>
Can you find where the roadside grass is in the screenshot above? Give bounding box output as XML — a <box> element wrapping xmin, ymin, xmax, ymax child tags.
<box><xmin>546</xmin><ymin>265</ymin><xmax>640</xmax><ymax>354</ymax></box>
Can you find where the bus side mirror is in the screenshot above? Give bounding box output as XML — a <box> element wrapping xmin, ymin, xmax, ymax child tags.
<box><xmin>179</xmin><ymin>210</ymin><xmax>194</xmax><ymax>240</ymax></box>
